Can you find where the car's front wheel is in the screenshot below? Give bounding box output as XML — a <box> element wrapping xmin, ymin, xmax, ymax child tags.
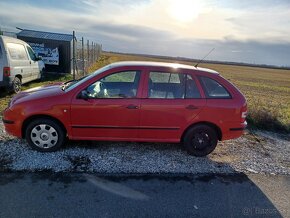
<box><xmin>183</xmin><ymin>124</ymin><xmax>218</xmax><ymax>156</ymax></box>
<box><xmin>25</xmin><ymin>119</ymin><xmax>65</xmax><ymax>152</ymax></box>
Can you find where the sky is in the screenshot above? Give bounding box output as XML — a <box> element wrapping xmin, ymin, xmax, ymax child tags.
<box><xmin>0</xmin><ymin>0</ymin><xmax>289</xmax><ymax>66</ymax></box>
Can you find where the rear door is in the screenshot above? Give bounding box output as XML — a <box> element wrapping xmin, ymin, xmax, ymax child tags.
<box><xmin>70</xmin><ymin>70</ymin><xmax>143</xmax><ymax>140</ymax></box>
<box><xmin>139</xmin><ymin>70</ymin><xmax>206</xmax><ymax>141</ymax></box>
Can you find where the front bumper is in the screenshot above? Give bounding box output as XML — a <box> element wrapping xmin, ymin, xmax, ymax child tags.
<box><xmin>2</xmin><ymin>108</ymin><xmax>22</xmax><ymax>138</ymax></box>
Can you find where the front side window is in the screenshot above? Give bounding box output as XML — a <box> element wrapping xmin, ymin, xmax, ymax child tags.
<box><xmin>26</xmin><ymin>46</ymin><xmax>37</xmax><ymax>61</ymax></box>
<box><xmin>7</xmin><ymin>43</ymin><xmax>28</xmax><ymax>60</ymax></box>
<box><xmin>199</xmin><ymin>76</ymin><xmax>231</xmax><ymax>98</ymax></box>
<box><xmin>148</xmin><ymin>72</ymin><xmax>200</xmax><ymax>99</ymax></box>
<box><xmin>86</xmin><ymin>71</ymin><xmax>141</xmax><ymax>98</ymax></box>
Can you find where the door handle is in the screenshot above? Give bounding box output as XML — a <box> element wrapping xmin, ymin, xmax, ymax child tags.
<box><xmin>126</xmin><ymin>105</ymin><xmax>139</xmax><ymax>109</ymax></box>
<box><xmin>186</xmin><ymin>105</ymin><xmax>199</xmax><ymax>110</ymax></box>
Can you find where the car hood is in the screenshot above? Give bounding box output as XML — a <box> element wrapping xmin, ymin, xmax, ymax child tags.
<box><xmin>10</xmin><ymin>83</ymin><xmax>64</xmax><ymax>106</ymax></box>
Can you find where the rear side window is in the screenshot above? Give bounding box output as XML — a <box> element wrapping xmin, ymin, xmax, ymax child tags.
<box><xmin>199</xmin><ymin>76</ymin><xmax>231</xmax><ymax>98</ymax></box>
<box><xmin>148</xmin><ymin>72</ymin><xmax>201</xmax><ymax>99</ymax></box>
<box><xmin>7</xmin><ymin>43</ymin><xmax>28</xmax><ymax>60</ymax></box>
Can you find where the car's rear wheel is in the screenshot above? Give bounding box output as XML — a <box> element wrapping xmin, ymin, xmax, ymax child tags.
<box><xmin>25</xmin><ymin>119</ymin><xmax>65</xmax><ymax>152</ymax></box>
<box><xmin>12</xmin><ymin>77</ymin><xmax>22</xmax><ymax>93</ymax></box>
<box><xmin>183</xmin><ymin>124</ymin><xmax>218</xmax><ymax>156</ymax></box>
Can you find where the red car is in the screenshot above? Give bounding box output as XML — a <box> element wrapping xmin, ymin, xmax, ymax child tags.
<box><xmin>2</xmin><ymin>61</ymin><xmax>247</xmax><ymax>156</ymax></box>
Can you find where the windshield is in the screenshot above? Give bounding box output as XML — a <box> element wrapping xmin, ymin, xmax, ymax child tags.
<box><xmin>63</xmin><ymin>65</ymin><xmax>111</xmax><ymax>92</ymax></box>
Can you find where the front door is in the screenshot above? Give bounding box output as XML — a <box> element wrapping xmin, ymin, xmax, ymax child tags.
<box><xmin>70</xmin><ymin>70</ymin><xmax>142</xmax><ymax>140</ymax></box>
<box><xmin>26</xmin><ymin>46</ymin><xmax>40</xmax><ymax>81</ymax></box>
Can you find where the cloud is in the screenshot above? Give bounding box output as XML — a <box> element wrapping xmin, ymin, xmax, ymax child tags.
<box><xmin>0</xmin><ymin>0</ymin><xmax>289</xmax><ymax>66</ymax></box>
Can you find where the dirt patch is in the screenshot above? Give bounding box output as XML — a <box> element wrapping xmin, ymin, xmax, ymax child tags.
<box><xmin>66</xmin><ymin>156</ymin><xmax>91</xmax><ymax>172</ymax></box>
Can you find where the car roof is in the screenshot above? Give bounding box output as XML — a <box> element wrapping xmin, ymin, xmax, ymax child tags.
<box><xmin>107</xmin><ymin>61</ymin><xmax>219</xmax><ymax>74</ymax></box>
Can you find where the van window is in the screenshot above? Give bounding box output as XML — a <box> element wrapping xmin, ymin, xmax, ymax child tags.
<box><xmin>26</xmin><ymin>46</ymin><xmax>37</xmax><ymax>61</ymax></box>
<box><xmin>7</xmin><ymin>43</ymin><xmax>28</xmax><ymax>60</ymax></box>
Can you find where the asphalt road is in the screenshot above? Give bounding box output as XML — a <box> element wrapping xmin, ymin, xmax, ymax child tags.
<box><xmin>0</xmin><ymin>173</ymin><xmax>289</xmax><ymax>218</ymax></box>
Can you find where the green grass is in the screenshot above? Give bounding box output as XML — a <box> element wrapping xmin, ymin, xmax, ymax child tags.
<box><xmin>89</xmin><ymin>52</ymin><xmax>290</xmax><ymax>133</ymax></box>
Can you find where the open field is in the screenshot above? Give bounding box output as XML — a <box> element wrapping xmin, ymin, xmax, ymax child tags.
<box><xmin>89</xmin><ymin>52</ymin><xmax>290</xmax><ymax>133</ymax></box>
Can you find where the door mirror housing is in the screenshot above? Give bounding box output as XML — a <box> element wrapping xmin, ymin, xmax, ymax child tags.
<box><xmin>78</xmin><ymin>90</ymin><xmax>89</xmax><ymax>100</ymax></box>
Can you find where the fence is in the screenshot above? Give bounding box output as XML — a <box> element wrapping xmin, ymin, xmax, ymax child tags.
<box><xmin>74</xmin><ymin>34</ymin><xmax>102</xmax><ymax>79</ymax></box>
<box><xmin>0</xmin><ymin>28</ymin><xmax>102</xmax><ymax>78</ymax></box>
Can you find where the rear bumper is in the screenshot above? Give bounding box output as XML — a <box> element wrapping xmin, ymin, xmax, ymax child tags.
<box><xmin>0</xmin><ymin>77</ymin><xmax>12</xmax><ymax>88</ymax></box>
<box><xmin>222</xmin><ymin>121</ymin><xmax>247</xmax><ymax>140</ymax></box>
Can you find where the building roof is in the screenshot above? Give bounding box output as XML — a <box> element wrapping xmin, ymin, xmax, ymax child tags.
<box><xmin>17</xmin><ymin>29</ymin><xmax>73</xmax><ymax>42</ymax></box>
<box><xmin>107</xmin><ymin>61</ymin><xmax>219</xmax><ymax>74</ymax></box>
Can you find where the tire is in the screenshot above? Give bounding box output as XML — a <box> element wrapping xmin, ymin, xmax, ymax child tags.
<box><xmin>183</xmin><ymin>124</ymin><xmax>218</xmax><ymax>156</ymax></box>
<box><xmin>12</xmin><ymin>77</ymin><xmax>22</xmax><ymax>93</ymax></box>
<box><xmin>25</xmin><ymin>118</ymin><xmax>65</xmax><ymax>152</ymax></box>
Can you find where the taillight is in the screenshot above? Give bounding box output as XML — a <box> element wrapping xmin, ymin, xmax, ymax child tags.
<box><xmin>3</xmin><ymin>67</ymin><xmax>10</xmax><ymax>77</ymax></box>
<box><xmin>241</xmin><ymin>103</ymin><xmax>247</xmax><ymax>122</ymax></box>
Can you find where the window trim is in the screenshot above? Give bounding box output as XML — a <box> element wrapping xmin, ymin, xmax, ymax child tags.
<box><xmin>198</xmin><ymin>76</ymin><xmax>232</xmax><ymax>99</ymax></box>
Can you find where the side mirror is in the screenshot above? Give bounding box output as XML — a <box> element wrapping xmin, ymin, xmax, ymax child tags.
<box><xmin>35</xmin><ymin>56</ymin><xmax>42</xmax><ymax>61</ymax></box>
<box><xmin>78</xmin><ymin>90</ymin><xmax>89</xmax><ymax>100</ymax></box>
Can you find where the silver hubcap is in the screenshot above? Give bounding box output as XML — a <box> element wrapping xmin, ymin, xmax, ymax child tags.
<box><xmin>31</xmin><ymin>124</ymin><xmax>58</xmax><ymax>149</ymax></box>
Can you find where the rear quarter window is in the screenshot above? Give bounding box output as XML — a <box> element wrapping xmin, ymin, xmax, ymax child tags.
<box><xmin>7</xmin><ymin>43</ymin><xmax>28</xmax><ymax>60</ymax></box>
<box><xmin>199</xmin><ymin>76</ymin><xmax>231</xmax><ymax>99</ymax></box>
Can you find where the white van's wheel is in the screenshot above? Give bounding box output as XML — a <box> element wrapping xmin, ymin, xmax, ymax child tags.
<box><xmin>12</xmin><ymin>77</ymin><xmax>22</xmax><ymax>93</ymax></box>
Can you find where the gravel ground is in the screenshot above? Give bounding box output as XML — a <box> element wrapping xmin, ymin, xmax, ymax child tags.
<box><xmin>0</xmin><ymin>121</ymin><xmax>289</xmax><ymax>175</ymax></box>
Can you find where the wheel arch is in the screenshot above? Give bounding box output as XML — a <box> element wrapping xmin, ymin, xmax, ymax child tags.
<box><xmin>21</xmin><ymin>114</ymin><xmax>67</xmax><ymax>138</ymax></box>
<box><xmin>181</xmin><ymin>121</ymin><xmax>222</xmax><ymax>142</ymax></box>
<box><xmin>15</xmin><ymin>74</ymin><xmax>22</xmax><ymax>81</ymax></box>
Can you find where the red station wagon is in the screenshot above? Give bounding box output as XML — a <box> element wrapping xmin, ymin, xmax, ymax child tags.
<box><xmin>2</xmin><ymin>61</ymin><xmax>247</xmax><ymax>156</ymax></box>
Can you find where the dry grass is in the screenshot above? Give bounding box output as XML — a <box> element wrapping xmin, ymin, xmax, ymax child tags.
<box><xmin>89</xmin><ymin>52</ymin><xmax>290</xmax><ymax>133</ymax></box>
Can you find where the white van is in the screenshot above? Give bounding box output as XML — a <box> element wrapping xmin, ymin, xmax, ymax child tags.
<box><xmin>0</xmin><ymin>35</ymin><xmax>45</xmax><ymax>93</ymax></box>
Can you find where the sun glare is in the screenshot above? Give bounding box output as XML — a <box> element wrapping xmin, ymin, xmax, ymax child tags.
<box><xmin>168</xmin><ymin>0</ymin><xmax>203</xmax><ymax>22</ymax></box>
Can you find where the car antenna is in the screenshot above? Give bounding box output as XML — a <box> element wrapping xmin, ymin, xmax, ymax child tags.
<box><xmin>194</xmin><ymin>48</ymin><xmax>215</xmax><ymax>68</ymax></box>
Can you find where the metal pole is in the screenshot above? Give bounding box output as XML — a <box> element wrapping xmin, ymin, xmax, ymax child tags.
<box><xmin>72</xmin><ymin>31</ymin><xmax>75</xmax><ymax>80</ymax></box>
<box><xmin>87</xmin><ymin>40</ymin><xmax>89</xmax><ymax>67</ymax></box>
<box><xmin>92</xmin><ymin>41</ymin><xmax>94</xmax><ymax>63</ymax></box>
<box><xmin>82</xmin><ymin>37</ymin><xmax>85</xmax><ymax>76</ymax></box>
